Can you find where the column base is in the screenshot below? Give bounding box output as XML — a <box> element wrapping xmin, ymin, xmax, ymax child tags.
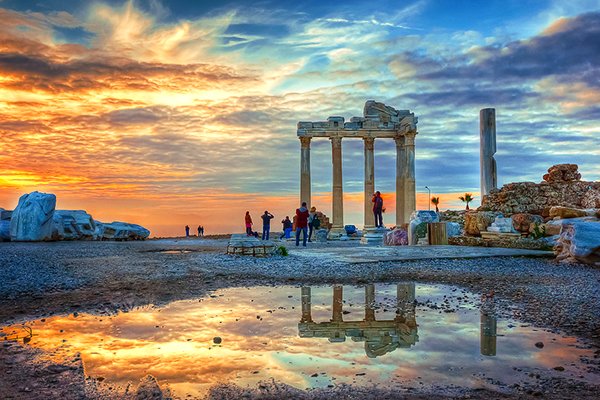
<box><xmin>327</xmin><ymin>227</ymin><xmax>347</xmax><ymax>240</ymax></box>
<box><xmin>360</xmin><ymin>227</ymin><xmax>389</xmax><ymax>246</ymax></box>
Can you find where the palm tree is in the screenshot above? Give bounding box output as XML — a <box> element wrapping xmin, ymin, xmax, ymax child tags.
<box><xmin>458</xmin><ymin>193</ymin><xmax>474</xmax><ymax>210</ymax></box>
<box><xmin>431</xmin><ymin>196</ymin><xmax>440</xmax><ymax>213</ymax></box>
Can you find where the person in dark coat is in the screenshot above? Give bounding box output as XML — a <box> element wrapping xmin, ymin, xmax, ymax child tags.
<box><xmin>261</xmin><ymin>211</ymin><xmax>274</xmax><ymax>240</ymax></box>
<box><xmin>295</xmin><ymin>202</ymin><xmax>309</xmax><ymax>247</ymax></box>
<box><xmin>372</xmin><ymin>191</ymin><xmax>384</xmax><ymax>228</ymax></box>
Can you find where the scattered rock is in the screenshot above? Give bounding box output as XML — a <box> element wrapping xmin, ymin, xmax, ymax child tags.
<box><xmin>543</xmin><ymin>164</ymin><xmax>581</xmax><ymax>183</ymax></box>
<box><xmin>464</xmin><ymin>211</ymin><xmax>500</xmax><ymax>236</ymax></box>
<box><xmin>535</xmin><ymin>342</ymin><xmax>544</xmax><ymax>348</ymax></box>
<box><xmin>553</xmin><ymin>366</ymin><xmax>565</xmax><ymax>371</ymax></box>
<box><xmin>512</xmin><ymin>213</ymin><xmax>543</xmax><ymax>234</ymax></box>
<box><xmin>94</xmin><ymin>221</ymin><xmax>150</xmax><ymax>241</ymax></box>
<box><xmin>213</xmin><ymin>337</ymin><xmax>222</xmax><ymax>344</ymax></box>
<box><xmin>383</xmin><ymin>228</ymin><xmax>408</xmax><ymax>246</ymax></box>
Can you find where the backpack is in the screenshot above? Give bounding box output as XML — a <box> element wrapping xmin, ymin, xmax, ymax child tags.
<box><xmin>312</xmin><ymin>217</ymin><xmax>321</xmax><ymax>228</ymax></box>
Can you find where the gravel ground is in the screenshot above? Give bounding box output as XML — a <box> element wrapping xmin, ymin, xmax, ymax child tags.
<box><xmin>0</xmin><ymin>238</ymin><xmax>599</xmax><ymax>399</ymax></box>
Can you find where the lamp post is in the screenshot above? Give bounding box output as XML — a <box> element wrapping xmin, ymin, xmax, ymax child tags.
<box><xmin>425</xmin><ymin>186</ymin><xmax>431</xmax><ymax>211</ymax></box>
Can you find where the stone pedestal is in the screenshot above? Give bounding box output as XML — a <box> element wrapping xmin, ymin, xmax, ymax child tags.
<box><xmin>360</xmin><ymin>227</ymin><xmax>388</xmax><ymax>245</ymax></box>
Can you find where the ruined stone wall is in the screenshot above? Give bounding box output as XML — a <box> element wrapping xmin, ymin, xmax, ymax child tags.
<box><xmin>480</xmin><ymin>164</ymin><xmax>600</xmax><ymax>217</ymax></box>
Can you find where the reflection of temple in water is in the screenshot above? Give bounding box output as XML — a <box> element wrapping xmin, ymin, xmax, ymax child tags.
<box><xmin>298</xmin><ymin>283</ymin><xmax>418</xmax><ymax>358</ymax></box>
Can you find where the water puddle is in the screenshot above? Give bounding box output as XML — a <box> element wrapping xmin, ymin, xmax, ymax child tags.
<box><xmin>2</xmin><ymin>283</ymin><xmax>596</xmax><ymax>397</ymax></box>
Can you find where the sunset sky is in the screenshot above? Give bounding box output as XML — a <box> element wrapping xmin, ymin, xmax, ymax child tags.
<box><xmin>1</xmin><ymin>0</ymin><xmax>599</xmax><ymax>236</ymax></box>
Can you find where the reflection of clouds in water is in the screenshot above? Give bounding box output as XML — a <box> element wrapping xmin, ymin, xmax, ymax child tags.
<box><xmin>2</xmin><ymin>284</ymin><xmax>595</xmax><ymax>397</ymax></box>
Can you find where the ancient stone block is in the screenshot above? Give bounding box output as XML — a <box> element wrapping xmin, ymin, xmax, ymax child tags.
<box><xmin>549</xmin><ymin>206</ymin><xmax>588</xmax><ymax>219</ymax></box>
<box><xmin>10</xmin><ymin>191</ymin><xmax>56</xmax><ymax>241</ymax></box>
<box><xmin>543</xmin><ymin>164</ymin><xmax>581</xmax><ymax>183</ymax></box>
<box><xmin>512</xmin><ymin>213</ymin><xmax>543</xmax><ymax>233</ymax></box>
<box><xmin>464</xmin><ymin>211</ymin><xmax>500</xmax><ymax>236</ymax></box>
<box><xmin>52</xmin><ymin>210</ymin><xmax>96</xmax><ymax>240</ymax></box>
<box><xmin>94</xmin><ymin>221</ymin><xmax>150</xmax><ymax>240</ymax></box>
<box><xmin>555</xmin><ymin>221</ymin><xmax>600</xmax><ymax>265</ymax></box>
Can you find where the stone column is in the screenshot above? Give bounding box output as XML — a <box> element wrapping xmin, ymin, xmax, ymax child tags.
<box><xmin>330</xmin><ymin>137</ymin><xmax>344</xmax><ymax>232</ymax></box>
<box><xmin>395</xmin><ymin>136</ymin><xmax>406</xmax><ymax>226</ymax></box>
<box><xmin>396</xmin><ymin>282</ymin><xmax>416</xmax><ymax>326</ymax></box>
<box><xmin>300</xmin><ymin>137</ymin><xmax>312</xmax><ymax>208</ymax></box>
<box><xmin>404</xmin><ymin>132</ymin><xmax>417</xmax><ymax>224</ymax></box>
<box><xmin>331</xmin><ymin>285</ymin><xmax>344</xmax><ymax>322</ymax></box>
<box><xmin>480</xmin><ymin>108</ymin><xmax>497</xmax><ymax>197</ymax></box>
<box><xmin>300</xmin><ymin>286</ymin><xmax>312</xmax><ymax>323</ymax></box>
<box><xmin>363</xmin><ymin>137</ymin><xmax>375</xmax><ymax>229</ymax></box>
<box><xmin>364</xmin><ymin>284</ymin><xmax>375</xmax><ymax>322</ymax></box>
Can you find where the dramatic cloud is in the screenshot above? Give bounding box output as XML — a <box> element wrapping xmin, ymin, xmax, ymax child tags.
<box><xmin>0</xmin><ymin>1</ymin><xmax>598</xmax><ymax>235</ymax></box>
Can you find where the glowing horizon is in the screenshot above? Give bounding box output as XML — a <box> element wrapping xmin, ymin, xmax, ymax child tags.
<box><xmin>1</xmin><ymin>1</ymin><xmax>599</xmax><ymax>236</ymax></box>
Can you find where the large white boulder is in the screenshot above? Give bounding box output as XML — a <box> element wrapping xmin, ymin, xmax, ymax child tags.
<box><xmin>94</xmin><ymin>221</ymin><xmax>150</xmax><ymax>240</ymax></box>
<box><xmin>53</xmin><ymin>210</ymin><xmax>96</xmax><ymax>240</ymax></box>
<box><xmin>10</xmin><ymin>191</ymin><xmax>56</xmax><ymax>241</ymax></box>
<box><xmin>555</xmin><ymin>221</ymin><xmax>600</xmax><ymax>266</ymax></box>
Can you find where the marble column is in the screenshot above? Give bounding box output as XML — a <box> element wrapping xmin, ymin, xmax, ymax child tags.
<box><xmin>300</xmin><ymin>286</ymin><xmax>312</xmax><ymax>323</ymax></box>
<box><xmin>480</xmin><ymin>108</ymin><xmax>497</xmax><ymax>197</ymax></box>
<box><xmin>300</xmin><ymin>137</ymin><xmax>312</xmax><ymax>208</ymax></box>
<box><xmin>395</xmin><ymin>136</ymin><xmax>406</xmax><ymax>226</ymax></box>
<box><xmin>364</xmin><ymin>284</ymin><xmax>375</xmax><ymax>322</ymax></box>
<box><xmin>330</xmin><ymin>137</ymin><xmax>344</xmax><ymax>230</ymax></box>
<box><xmin>363</xmin><ymin>137</ymin><xmax>375</xmax><ymax>229</ymax></box>
<box><xmin>331</xmin><ymin>285</ymin><xmax>343</xmax><ymax>322</ymax></box>
<box><xmin>404</xmin><ymin>132</ymin><xmax>417</xmax><ymax>224</ymax></box>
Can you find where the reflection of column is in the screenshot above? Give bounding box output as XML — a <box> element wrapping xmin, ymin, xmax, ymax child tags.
<box><xmin>404</xmin><ymin>132</ymin><xmax>416</xmax><ymax>224</ymax></box>
<box><xmin>331</xmin><ymin>285</ymin><xmax>343</xmax><ymax>322</ymax></box>
<box><xmin>395</xmin><ymin>136</ymin><xmax>406</xmax><ymax>226</ymax></box>
<box><xmin>365</xmin><ymin>284</ymin><xmax>375</xmax><ymax>322</ymax></box>
<box><xmin>363</xmin><ymin>137</ymin><xmax>375</xmax><ymax>229</ymax></box>
<box><xmin>300</xmin><ymin>137</ymin><xmax>312</xmax><ymax>208</ymax></box>
<box><xmin>331</xmin><ymin>137</ymin><xmax>344</xmax><ymax>230</ymax></box>
<box><xmin>480</xmin><ymin>312</ymin><xmax>497</xmax><ymax>356</ymax></box>
<box><xmin>396</xmin><ymin>282</ymin><xmax>416</xmax><ymax>327</ymax></box>
<box><xmin>300</xmin><ymin>286</ymin><xmax>312</xmax><ymax>323</ymax></box>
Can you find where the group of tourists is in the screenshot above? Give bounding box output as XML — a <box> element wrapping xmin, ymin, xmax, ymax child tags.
<box><xmin>184</xmin><ymin>225</ymin><xmax>205</xmax><ymax>237</ymax></box>
<box><xmin>244</xmin><ymin>203</ymin><xmax>322</xmax><ymax>246</ymax></box>
<box><xmin>243</xmin><ymin>191</ymin><xmax>384</xmax><ymax>245</ymax></box>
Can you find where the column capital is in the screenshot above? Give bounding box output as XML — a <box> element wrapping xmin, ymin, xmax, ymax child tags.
<box><xmin>394</xmin><ymin>136</ymin><xmax>405</xmax><ymax>146</ymax></box>
<box><xmin>405</xmin><ymin>131</ymin><xmax>416</xmax><ymax>146</ymax></box>
<box><xmin>363</xmin><ymin>136</ymin><xmax>375</xmax><ymax>150</ymax></box>
<box><xmin>330</xmin><ymin>136</ymin><xmax>342</xmax><ymax>147</ymax></box>
<box><xmin>299</xmin><ymin>136</ymin><xmax>312</xmax><ymax>148</ymax></box>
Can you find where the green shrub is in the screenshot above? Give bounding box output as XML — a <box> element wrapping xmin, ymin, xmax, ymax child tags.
<box><xmin>275</xmin><ymin>245</ymin><xmax>288</xmax><ymax>256</ymax></box>
<box><xmin>530</xmin><ymin>223</ymin><xmax>546</xmax><ymax>240</ymax></box>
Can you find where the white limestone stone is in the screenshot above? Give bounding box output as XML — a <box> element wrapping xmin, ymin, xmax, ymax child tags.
<box><xmin>94</xmin><ymin>221</ymin><xmax>150</xmax><ymax>240</ymax></box>
<box><xmin>53</xmin><ymin>210</ymin><xmax>96</xmax><ymax>240</ymax></box>
<box><xmin>10</xmin><ymin>191</ymin><xmax>56</xmax><ymax>241</ymax></box>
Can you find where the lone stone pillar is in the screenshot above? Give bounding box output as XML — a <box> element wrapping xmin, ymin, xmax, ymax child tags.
<box><xmin>330</xmin><ymin>137</ymin><xmax>344</xmax><ymax>234</ymax></box>
<box><xmin>480</xmin><ymin>311</ymin><xmax>497</xmax><ymax>356</ymax></box>
<box><xmin>300</xmin><ymin>137</ymin><xmax>312</xmax><ymax>208</ymax></box>
<box><xmin>395</xmin><ymin>136</ymin><xmax>406</xmax><ymax>226</ymax></box>
<box><xmin>331</xmin><ymin>285</ymin><xmax>343</xmax><ymax>322</ymax></box>
<box><xmin>300</xmin><ymin>286</ymin><xmax>312</xmax><ymax>323</ymax></box>
<box><xmin>480</xmin><ymin>108</ymin><xmax>497</xmax><ymax>197</ymax></box>
<box><xmin>363</xmin><ymin>137</ymin><xmax>375</xmax><ymax>229</ymax></box>
<box><xmin>396</xmin><ymin>282</ymin><xmax>416</xmax><ymax>326</ymax></box>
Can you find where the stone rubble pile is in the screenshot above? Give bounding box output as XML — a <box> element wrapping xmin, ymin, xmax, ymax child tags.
<box><xmin>459</xmin><ymin>164</ymin><xmax>600</xmax><ymax>263</ymax></box>
<box><xmin>1</xmin><ymin>191</ymin><xmax>150</xmax><ymax>242</ymax></box>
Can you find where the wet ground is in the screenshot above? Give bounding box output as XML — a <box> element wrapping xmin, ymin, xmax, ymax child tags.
<box><xmin>1</xmin><ymin>239</ymin><xmax>599</xmax><ymax>399</ymax></box>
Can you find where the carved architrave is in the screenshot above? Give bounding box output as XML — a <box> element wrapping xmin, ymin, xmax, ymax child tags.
<box><xmin>363</xmin><ymin>137</ymin><xmax>375</xmax><ymax>151</ymax></box>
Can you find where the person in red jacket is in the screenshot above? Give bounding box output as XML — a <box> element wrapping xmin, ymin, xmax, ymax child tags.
<box><xmin>295</xmin><ymin>202</ymin><xmax>309</xmax><ymax>246</ymax></box>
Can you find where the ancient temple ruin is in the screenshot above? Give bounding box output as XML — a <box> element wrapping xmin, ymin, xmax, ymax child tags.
<box><xmin>297</xmin><ymin>101</ymin><xmax>418</xmax><ymax>235</ymax></box>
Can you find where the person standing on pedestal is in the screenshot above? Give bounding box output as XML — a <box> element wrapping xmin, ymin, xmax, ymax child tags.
<box><xmin>372</xmin><ymin>191</ymin><xmax>384</xmax><ymax>228</ymax></box>
<box><xmin>244</xmin><ymin>211</ymin><xmax>253</xmax><ymax>236</ymax></box>
<box><xmin>295</xmin><ymin>202</ymin><xmax>309</xmax><ymax>247</ymax></box>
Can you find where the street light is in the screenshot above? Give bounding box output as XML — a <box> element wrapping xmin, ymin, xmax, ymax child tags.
<box><xmin>424</xmin><ymin>186</ymin><xmax>431</xmax><ymax>210</ymax></box>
